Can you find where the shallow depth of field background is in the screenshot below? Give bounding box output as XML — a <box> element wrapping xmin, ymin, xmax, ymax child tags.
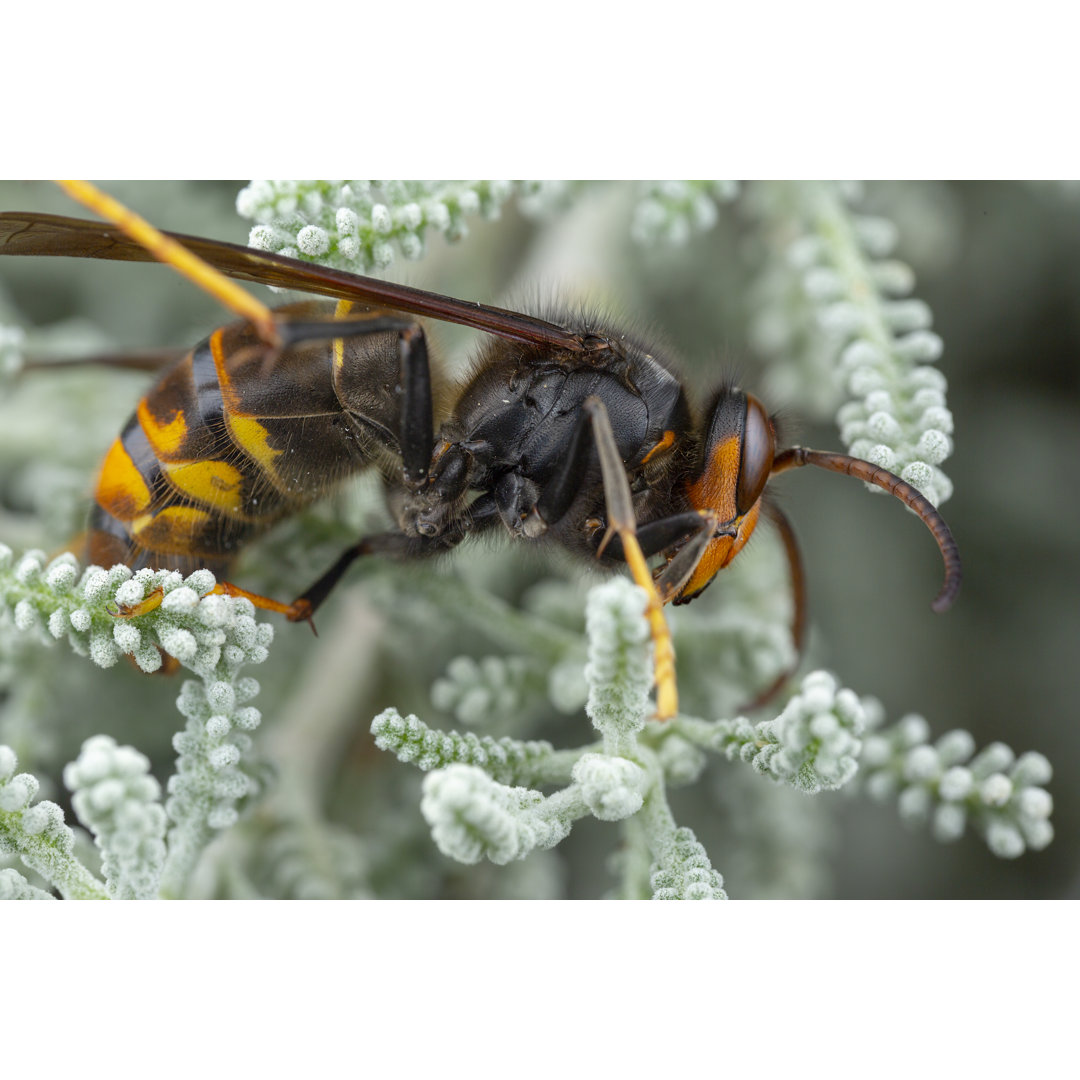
<box><xmin>0</xmin><ymin>180</ymin><xmax>1076</xmax><ymax>899</ymax></box>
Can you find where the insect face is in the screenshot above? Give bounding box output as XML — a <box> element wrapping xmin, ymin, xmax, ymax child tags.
<box><xmin>395</xmin><ymin>441</ymin><xmax>476</xmax><ymax>539</ymax></box>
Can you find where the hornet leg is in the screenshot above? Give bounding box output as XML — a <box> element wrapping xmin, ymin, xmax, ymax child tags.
<box><xmin>276</xmin><ymin>495</ymin><xmax>502</xmax><ymax>628</ymax></box>
<box><xmin>520</xmin><ymin>395</ymin><xmax>681</xmax><ymax>719</ymax></box>
<box><xmin>579</xmin><ymin>397</ymin><xmax>680</xmax><ymax>721</ymax></box>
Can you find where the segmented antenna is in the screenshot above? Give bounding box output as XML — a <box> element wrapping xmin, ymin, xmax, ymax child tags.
<box><xmin>771</xmin><ymin>447</ymin><xmax>961</xmax><ymax>613</ymax></box>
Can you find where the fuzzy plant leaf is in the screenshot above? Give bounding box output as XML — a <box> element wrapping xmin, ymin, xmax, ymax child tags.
<box><xmin>237</xmin><ymin>181</ymin><xmax>519</xmax><ymax>273</ymax></box>
<box><xmin>430</xmin><ymin>654</ymin><xmax>549</xmax><ymax>730</ymax></box>
<box><xmin>371</xmin><ymin>707</ymin><xmax>566</xmax><ymax>788</ymax></box>
<box><xmin>746</xmin><ymin>181</ymin><xmax>953</xmax><ymax>505</ymax></box>
<box><xmin>64</xmin><ymin>735</ymin><xmax>167</xmax><ymax>900</ymax></box>
<box><xmin>649</xmin><ymin>828</ymin><xmax>728</xmax><ymax>900</ymax></box>
<box><xmin>583</xmin><ymin>577</ymin><xmax>652</xmax><ymax>755</ymax></box>
<box><xmin>372</xmin><ymin>577</ymin><xmax>730</xmax><ymax>898</ymax></box>
<box><xmin>695</xmin><ymin>670</ymin><xmax>866</xmax><ymax>793</ymax></box>
<box><xmin>160</xmin><ymin>672</ymin><xmax>267</xmax><ymax>897</ymax></box>
<box><xmin>419</xmin><ymin>764</ymin><xmax>575</xmax><ymax>866</ymax></box>
<box><xmin>0</xmin><ymin>549</ymin><xmax>272</xmax><ymax>678</ymax></box>
<box><xmin>1</xmin><ymin>546</ymin><xmax>275</xmax><ymax>897</ymax></box>
<box><xmin>0</xmin><ymin>865</ymin><xmax>56</xmax><ymax>900</ymax></box>
<box><xmin>631</xmin><ymin>180</ymin><xmax>738</xmax><ymax>246</ymax></box>
<box><xmin>859</xmin><ymin>703</ymin><xmax>1054</xmax><ymax>858</ymax></box>
<box><xmin>0</xmin><ymin>181</ymin><xmax>1061</xmax><ymax>900</ymax></box>
<box><xmin>0</xmin><ymin>744</ymin><xmax>107</xmax><ymax>899</ymax></box>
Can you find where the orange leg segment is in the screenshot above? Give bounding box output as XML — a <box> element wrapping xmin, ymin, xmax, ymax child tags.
<box><xmin>583</xmin><ymin>397</ymin><xmax>679</xmax><ymax>722</ymax></box>
<box><xmin>210</xmin><ymin>582</ymin><xmax>317</xmax><ymax>634</ymax></box>
<box><xmin>615</xmin><ymin>530</ymin><xmax>679</xmax><ymax>722</ymax></box>
<box><xmin>111</xmin><ymin>586</ymin><xmax>165</xmax><ymax>619</ymax></box>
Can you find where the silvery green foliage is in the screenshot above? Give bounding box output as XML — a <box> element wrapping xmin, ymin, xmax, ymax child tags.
<box><xmin>238</xmin><ymin>180</ymin><xmax>744</xmax><ymax>280</ymax></box>
<box><xmin>631</xmin><ymin>180</ymin><xmax>739</xmax><ymax>246</ymax></box>
<box><xmin>649</xmin><ymin>825</ymin><xmax>727</xmax><ymax>901</ymax></box>
<box><xmin>705</xmin><ymin>670</ymin><xmax>866</xmax><ymax>793</ymax></box>
<box><xmin>431</xmin><ymin>654</ymin><xmax>547</xmax><ymax>729</ymax></box>
<box><xmin>373</xmin><ymin>556</ymin><xmax>1054</xmax><ymax>892</ymax></box>
<box><xmin>0</xmin><ymin>866</ymin><xmax>55</xmax><ymax>899</ymax></box>
<box><xmin>161</xmin><ymin>670</ymin><xmax>265</xmax><ymax>897</ymax></box>
<box><xmin>711</xmin><ymin>768</ymin><xmax>834</xmax><ymax>900</ymax></box>
<box><xmin>260</xmin><ymin>823</ymin><xmax>371</xmax><ymax>900</ymax></box>
<box><xmin>372</xmin><ymin>708</ymin><xmax>562</xmax><ymax>787</ymax></box>
<box><xmin>0</xmin><ymin>548</ymin><xmax>272</xmax><ymax>678</ymax></box>
<box><xmin>746</xmin><ymin>181</ymin><xmax>953</xmax><ymax>505</ymax></box>
<box><xmin>583</xmin><ymin>576</ymin><xmax>652</xmax><ymax>754</ymax></box>
<box><xmin>237</xmin><ymin>180</ymin><xmax>518</xmax><ymax>273</ymax></box>
<box><xmin>859</xmin><ymin>703</ymin><xmax>1054</xmax><ymax>858</ymax></box>
<box><xmin>64</xmin><ymin>735</ymin><xmax>166</xmax><ymax>899</ymax></box>
<box><xmin>0</xmin><ymin>744</ymin><xmax>107</xmax><ymax>899</ymax></box>
<box><xmin>374</xmin><ymin>577</ymin><xmax>727</xmax><ymax>898</ymax></box>
<box><xmin>420</xmin><ymin>764</ymin><xmax>575</xmax><ymax>866</ymax></box>
<box><xmin>1</xmin><ymin>546</ymin><xmax>274</xmax><ymax>897</ymax></box>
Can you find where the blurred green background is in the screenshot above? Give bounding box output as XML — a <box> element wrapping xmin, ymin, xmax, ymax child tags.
<box><xmin>0</xmin><ymin>180</ymin><xmax>1075</xmax><ymax>899</ymax></box>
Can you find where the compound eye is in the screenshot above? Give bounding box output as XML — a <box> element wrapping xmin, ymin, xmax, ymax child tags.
<box><xmin>735</xmin><ymin>394</ymin><xmax>775</xmax><ymax>515</ymax></box>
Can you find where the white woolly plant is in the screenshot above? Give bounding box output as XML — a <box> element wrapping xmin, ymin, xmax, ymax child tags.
<box><xmin>0</xmin><ymin>742</ymin><xmax>107</xmax><ymax>899</ymax></box>
<box><xmin>374</xmin><ymin>577</ymin><xmax>728</xmax><ymax>899</ymax></box>
<box><xmin>236</xmin><ymin>180</ymin><xmax>744</xmax><ymax>278</ymax></box>
<box><xmin>857</xmin><ymin>703</ymin><xmax>1054</xmax><ymax>859</ymax></box>
<box><xmin>674</xmin><ymin>674</ymin><xmax>1053</xmax><ymax>863</ymax></box>
<box><xmin>237</xmin><ymin>180</ymin><xmax>521</xmax><ymax>274</ymax></box>
<box><xmin>373</xmin><ymin>575</ymin><xmax>909</xmax><ymax>899</ymax></box>
<box><xmin>631</xmin><ymin>180</ymin><xmax>739</xmax><ymax>246</ymax></box>
<box><xmin>745</xmin><ymin>180</ymin><xmax>953</xmax><ymax>507</ymax></box>
<box><xmin>0</xmin><ymin>546</ymin><xmax>273</xmax><ymax>898</ymax></box>
<box><xmin>63</xmin><ymin>735</ymin><xmax>166</xmax><ymax>899</ymax></box>
<box><xmin>680</xmin><ymin>670</ymin><xmax>867</xmax><ymax>794</ymax></box>
<box><xmin>372</xmin><ymin>569</ymin><xmax>1056</xmax><ymax>896</ymax></box>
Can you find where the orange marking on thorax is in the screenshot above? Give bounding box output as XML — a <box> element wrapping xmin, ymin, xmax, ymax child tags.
<box><xmin>95</xmin><ymin>438</ymin><xmax>152</xmax><ymax>520</ymax></box>
<box><xmin>641</xmin><ymin>429</ymin><xmax>676</xmax><ymax>465</ymax></box>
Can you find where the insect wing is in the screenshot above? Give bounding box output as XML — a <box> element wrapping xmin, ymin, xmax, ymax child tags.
<box><xmin>0</xmin><ymin>212</ymin><xmax>585</xmax><ymax>351</ymax></box>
